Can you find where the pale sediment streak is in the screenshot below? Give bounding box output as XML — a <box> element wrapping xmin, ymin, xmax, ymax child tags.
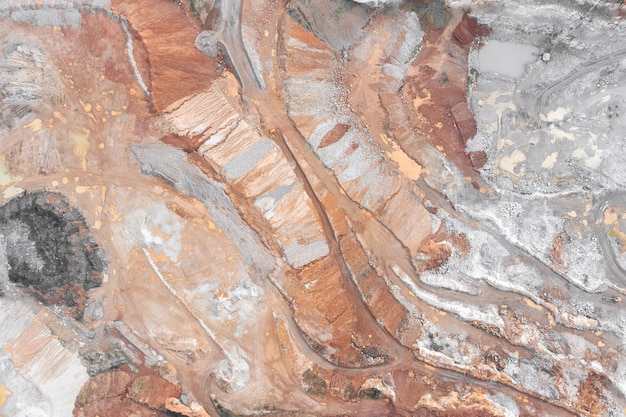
<box><xmin>120</xmin><ymin>17</ymin><xmax>151</xmax><ymax>99</ymax></box>
<box><xmin>141</xmin><ymin>247</ymin><xmax>221</xmax><ymax>347</ymax></box>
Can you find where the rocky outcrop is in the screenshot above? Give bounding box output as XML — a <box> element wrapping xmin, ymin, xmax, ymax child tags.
<box><xmin>0</xmin><ymin>191</ymin><xmax>105</xmax><ymax>320</ymax></box>
<box><xmin>286</xmin><ymin>0</ymin><xmax>370</xmax><ymax>50</ymax></box>
<box><xmin>74</xmin><ymin>368</ymin><xmax>184</xmax><ymax>417</ymax></box>
<box><xmin>402</xmin><ymin>11</ymin><xmax>489</xmax><ymax>177</ymax></box>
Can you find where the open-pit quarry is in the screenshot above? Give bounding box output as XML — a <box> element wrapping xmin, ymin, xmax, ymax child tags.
<box><xmin>1</xmin><ymin>0</ymin><xmax>626</xmax><ymax>416</ymax></box>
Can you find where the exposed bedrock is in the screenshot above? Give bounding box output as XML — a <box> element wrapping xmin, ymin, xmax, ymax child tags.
<box><xmin>402</xmin><ymin>10</ymin><xmax>490</xmax><ymax>177</ymax></box>
<box><xmin>0</xmin><ymin>191</ymin><xmax>105</xmax><ymax>320</ymax></box>
<box><xmin>0</xmin><ymin>1</ymin><xmax>625</xmax><ymax>416</ymax></box>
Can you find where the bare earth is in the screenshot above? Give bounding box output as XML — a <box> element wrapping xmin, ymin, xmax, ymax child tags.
<box><xmin>1</xmin><ymin>1</ymin><xmax>626</xmax><ymax>416</ymax></box>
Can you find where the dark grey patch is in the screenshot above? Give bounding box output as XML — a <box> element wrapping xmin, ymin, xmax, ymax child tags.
<box><xmin>286</xmin><ymin>7</ymin><xmax>313</xmax><ymax>33</ymax></box>
<box><xmin>288</xmin><ymin>0</ymin><xmax>371</xmax><ymax>50</ymax></box>
<box><xmin>82</xmin><ymin>346</ymin><xmax>130</xmax><ymax>376</ymax></box>
<box><xmin>0</xmin><ymin>191</ymin><xmax>106</xmax><ymax>319</ymax></box>
<box><xmin>406</xmin><ymin>0</ymin><xmax>451</xmax><ymax>30</ymax></box>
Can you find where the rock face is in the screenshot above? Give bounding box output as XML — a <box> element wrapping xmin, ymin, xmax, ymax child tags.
<box><xmin>403</xmin><ymin>11</ymin><xmax>489</xmax><ymax>177</ymax></box>
<box><xmin>0</xmin><ymin>0</ymin><xmax>626</xmax><ymax>417</ymax></box>
<box><xmin>75</xmin><ymin>369</ymin><xmax>182</xmax><ymax>416</ymax></box>
<box><xmin>110</xmin><ymin>0</ymin><xmax>222</xmax><ymax>111</ymax></box>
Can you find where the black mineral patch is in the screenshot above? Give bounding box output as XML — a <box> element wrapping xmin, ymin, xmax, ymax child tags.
<box><xmin>0</xmin><ymin>190</ymin><xmax>105</xmax><ymax>319</ymax></box>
